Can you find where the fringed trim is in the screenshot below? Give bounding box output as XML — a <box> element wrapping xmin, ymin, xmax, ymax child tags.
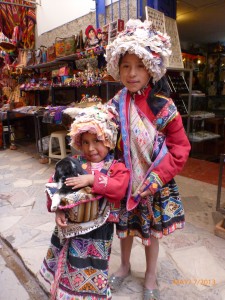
<box><xmin>161</xmin><ymin>221</ymin><xmax>185</xmax><ymax>235</ymax></box>
<box><xmin>117</xmin><ymin>221</ymin><xmax>185</xmax><ymax>246</ymax></box>
<box><xmin>55</xmin><ymin>286</ymin><xmax>112</xmax><ymax>300</ymax></box>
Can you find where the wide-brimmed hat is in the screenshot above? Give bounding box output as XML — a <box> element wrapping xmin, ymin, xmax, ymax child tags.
<box><xmin>69</xmin><ymin>103</ymin><xmax>118</xmax><ymax>151</ymax></box>
<box><xmin>105</xmin><ymin>19</ymin><xmax>171</xmax><ymax>82</ymax></box>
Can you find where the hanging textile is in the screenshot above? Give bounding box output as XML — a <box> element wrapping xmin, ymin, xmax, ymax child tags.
<box><xmin>0</xmin><ymin>0</ymin><xmax>36</xmax><ymax>49</ymax></box>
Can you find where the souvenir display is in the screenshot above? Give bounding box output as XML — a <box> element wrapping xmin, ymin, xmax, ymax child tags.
<box><xmin>84</xmin><ymin>24</ymin><xmax>99</xmax><ymax>48</ymax></box>
<box><xmin>74</xmin><ymin>94</ymin><xmax>102</xmax><ymax>107</ymax></box>
<box><xmin>1</xmin><ymin>0</ymin><xmax>221</xmax><ymax>165</ymax></box>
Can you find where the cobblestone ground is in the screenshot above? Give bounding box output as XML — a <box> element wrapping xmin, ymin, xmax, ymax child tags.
<box><xmin>0</xmin><ymin>148</ymin><xmax>225</xmax><ymax>300</ymax></box>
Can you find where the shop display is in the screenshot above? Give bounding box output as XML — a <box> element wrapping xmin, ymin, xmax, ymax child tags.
<box><xmin>207</xmin><ymin>53</ymin><xmax>225</xmax><ymax>94</ymax></box>
<box><xmin>55</xmin><ymin>35</ymin><xmax>77</xmax><ymax>57</ymax></box>
<box><xmin>84</xmin><ymin>25</ymin><xmax>99</xmax><ymax>48</ymax></box>
<box><xmin>189</xmin><ymin>130</ymin><xmax>220</xmax><ymax>142</ymax></box>
<box><xmin>190</xmin><ymin>111</ymin><xmax>215</xmax><ymax>118</ymax></box>
<box><xmin>166</xmin><ymin>70</ymin><xmax>189</xmax><ymax>116</ymax></box>
<box><xmin>0</xmin><ymin>0</ymin><xmax>223</xmax><ymax>161</ymax></box>
<box><xmin>47</xmin><ymin>44</ymin><xmax>56</xmax><ymax>62</ymax></box>
<box><xmin>74</xmin><ymin>94</ymin><xmax>102</xmax><ymax>107</ymax></box>
<box><xmin>108</xmin><ymin>19</ymin><xmax>124</xmax><ymax>43</ymax></box>
<box><xmin>0</xmin><ymin>5</ymin><xmax>36</xmax><ymax>50</ymax></box>
<box><xmin>0</xmin><ymin>2</ymin><xmax>37</xmax><ymax>152</ymax></box>
<box><xmin>206</xmin><ymin>52</ymin><xmax>225</xmax><ymax>115</ymax></box>
<box><xmin>34</xmin><ymin>45</ymin><xmax>48</xmax><ymax>65</ymax></box>
<box><xmin>166</xmin><ymin>72</ymin><xmax>189</xmax><ymax>94</ymax></box>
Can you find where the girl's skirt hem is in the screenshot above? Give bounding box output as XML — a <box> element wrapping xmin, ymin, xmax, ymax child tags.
<box><xmin>54</xmin><ymin>287</ymin><xmax>112</xmax><ymax>300</ymax></box>
<box><xmin>117</xmin><ymin>221</ymin><xmax>185</xmax><ymax>246</ymax></box>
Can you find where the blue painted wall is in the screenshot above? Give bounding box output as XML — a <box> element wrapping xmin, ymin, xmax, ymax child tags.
<box><xmin>147</xmin><ymin>0</ymin><xmax>176</xmax><ymax>19</ymax></box>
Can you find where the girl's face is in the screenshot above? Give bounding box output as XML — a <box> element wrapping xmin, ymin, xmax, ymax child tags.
<box><xmin>81</xmin><ymin>132</ymin><xmax>109</xmax><ymax>163</ymax></box>
<box><xmin>89</xmin><ymin>29</ymin><xmax>96</xmax><ymax>39</ymax></box>
<box><xmin>119</xmin><ymin>53</ymin><xmax>150</xmax><ymax>93</ymax></box>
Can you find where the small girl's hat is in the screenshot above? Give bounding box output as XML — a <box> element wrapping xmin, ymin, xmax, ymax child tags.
<box><xmin>105</xmin><ymin>19</ymin><xmax>171</xmax><ymax>82</ymax></box>
<box><xmin>69</xmin><ymin>103</ymin><xmax>118</xmax><ymax>151</ymax></box>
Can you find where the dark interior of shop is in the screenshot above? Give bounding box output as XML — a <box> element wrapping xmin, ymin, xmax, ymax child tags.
<box><xmin>177</xmin><ymin>0</ymin><xmax>225</xmax><ymax>44</ymax></box>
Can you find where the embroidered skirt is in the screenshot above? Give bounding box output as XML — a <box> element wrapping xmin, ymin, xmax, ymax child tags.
<box><xmin>40</xmin><ymin>223</ymin><xmax>114</xmax><ymax>300</ymax></box>
<box><xmin>116</xmin><ymin>179</ymin><xmax>185</xmax><ymax>246</ymax></box>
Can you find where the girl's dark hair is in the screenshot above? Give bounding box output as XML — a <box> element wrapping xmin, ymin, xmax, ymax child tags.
<box><xmin>147</xmin><ymin>75</ymin><xmax>170</xmax><ymax>111</ymax></box>
<box><xmin>149</xmin><ymin>75</ymin><xmax>170</xmax><ymax>97</ymax></box>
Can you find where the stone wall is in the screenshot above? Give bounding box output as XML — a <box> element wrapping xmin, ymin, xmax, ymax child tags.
<box><xmin>36</xmin><ymin>0</ymin><xmax>137</xmax><ymax>49</ymax></box>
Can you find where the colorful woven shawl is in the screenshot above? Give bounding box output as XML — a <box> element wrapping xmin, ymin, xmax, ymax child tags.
<box><xmin>118</xmin><ymin>88</ymin><xmax>168</xmax><ymax>210</ymax></box>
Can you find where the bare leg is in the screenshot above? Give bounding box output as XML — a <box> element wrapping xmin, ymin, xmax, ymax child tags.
<box><xmin>113</xmin><ymin>235</ymin><xmax>133</xmax><ymax>277</ymax></box>
<box><xmin>144</xmin><ymin>236</ymin><xmax>159</xmax><ymax>289</ymax></box>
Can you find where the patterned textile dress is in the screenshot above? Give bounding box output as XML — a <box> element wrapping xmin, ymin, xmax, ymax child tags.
<box><xmin>40</xmin><ymin>154</ymin><xmax>130</xmax><ymax>299</ymax></box>
<box><xmin>41</xmin><ymin>224</ymin><xmax>113</xmax><ymax>300</ymax></box>
<box><xmin>109</xmin><ymin>87</ymin><xmax>191</xmax><ymax>246</ymax></box>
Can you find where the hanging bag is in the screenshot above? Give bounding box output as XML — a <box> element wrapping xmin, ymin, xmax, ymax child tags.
<box><xmin>64</xmin><ymin>35</ymin><xmax>77</xmax><ymax>55</ymax></box>
<box><xmin>47</xmin><ymin>44</ymin><xmax>56</xmax><ymax>62</ymax></box>
<box><xmin>55</xmin><ymin>37</ymin><xmax>65</xmax><ymax>57</ymax></box>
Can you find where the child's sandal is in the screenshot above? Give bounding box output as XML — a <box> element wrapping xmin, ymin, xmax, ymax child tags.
<box><xmin>143</xmin><ymin>287</ymin><xmax>160</xmax><ymax>300</ymax></box>
<box><xmin>108</xmin><ymin>270</ymin><xmax>131</xmax><ymax>292</ymax></box>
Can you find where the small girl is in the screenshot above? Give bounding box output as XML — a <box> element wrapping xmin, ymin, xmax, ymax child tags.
<box><xmin>105</xmin><ymin>19</ymin><xmax>191</xmax><ymax>300</ymax></box>
<box><xmin>40</xmin><ymin>104</ymin><xmax>130</xmax><ymax>300</ymax></box>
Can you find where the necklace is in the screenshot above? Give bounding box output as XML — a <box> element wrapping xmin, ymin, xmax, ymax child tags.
<box><xmin>130</xmin><ymin>82</ymin><xmax>150</xmax><ymax>98</ymax></box>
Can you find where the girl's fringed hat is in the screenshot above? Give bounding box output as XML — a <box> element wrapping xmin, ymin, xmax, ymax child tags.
<box><xmin>105</xmin><ymin>19</ymin><xmax>172</xmax><ymax>82</ymax></box>
<box><xmin>69</xmin><ymin>103</ymin><xmax>118</xmax><ymax>151</ymax></box>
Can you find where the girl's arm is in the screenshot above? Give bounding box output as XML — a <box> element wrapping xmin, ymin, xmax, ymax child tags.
<box><xmin>55</xmin><ymin>209</ymin><xmax>67</xmax><ymax>227</ymax></box>
<box><xmin>92</xmin><ymin>162</ymin><xmax>130</xmax><ymax>203</ymax></box>
<box><xmin>141</xmin><ymin>113</ymin><xmax>191</xmax><ymax>197</ymax></box>
<box><xmin>154</xmin><ymin>113</ymin><xmax>191</xmax><ymax>183</ymax></box>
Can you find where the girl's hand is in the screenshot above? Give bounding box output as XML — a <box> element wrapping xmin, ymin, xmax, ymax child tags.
<box><xmin>55</xmin><ymin>209</ymin><xmax>67</xmax><ymax>227</ymax></box>
<box><xmin>65</xmin><ymin>174</ymin><xmax>94</xmax><ymax>189</ymax></box>
<box><xmin>138</xmin><ymin>183</ymin><xmax>152</xmax><ymax>198</ymax></box>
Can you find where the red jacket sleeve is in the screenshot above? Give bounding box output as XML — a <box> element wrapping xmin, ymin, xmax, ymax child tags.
<box><xmin>91</xmin><ymin>162</ymin><xmax>130</xmax><ymax>203</ymax></box>
<box><xmin>153</xmin><ymin>113</ymin><xmax>191</xmax><ymax>185</ymax></box>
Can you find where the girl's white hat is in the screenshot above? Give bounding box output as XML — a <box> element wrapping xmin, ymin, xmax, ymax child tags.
<box><xmin>105</xmin><ymin>19</ymin><xmax>172</xmax><ymax>82</ymax></box>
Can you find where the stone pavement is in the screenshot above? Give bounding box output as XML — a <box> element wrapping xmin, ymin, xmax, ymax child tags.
<box><xmin>0</xmin><ymin>252</ymin><xmax>30</xmax><ymax>300</ymax></box>
<box><xmin>0</xmin><ymin>148</ymin><xmax>225</xmax><ymax>300</ymax></box>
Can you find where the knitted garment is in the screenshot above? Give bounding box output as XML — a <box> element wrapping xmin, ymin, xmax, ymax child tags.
<box><xmin>69</xmin><ymin>103</ymin><xmax>118</xmax><ymax>151</ymax></box>
<box><xmin>105</xmin><ymin>19</ymin><xmax>171</xmax><ymax>82</ymax></box>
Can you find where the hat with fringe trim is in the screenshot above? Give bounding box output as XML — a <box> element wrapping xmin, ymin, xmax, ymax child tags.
<box><xmin>69</xmin><ymin>103</ymin><xmax>118</xmax><ymax>151</ymax></box>
<box><xmin>105</xmin><ymin>19</ymin><xmax>171</xmax><ymax>82</ymax></box>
